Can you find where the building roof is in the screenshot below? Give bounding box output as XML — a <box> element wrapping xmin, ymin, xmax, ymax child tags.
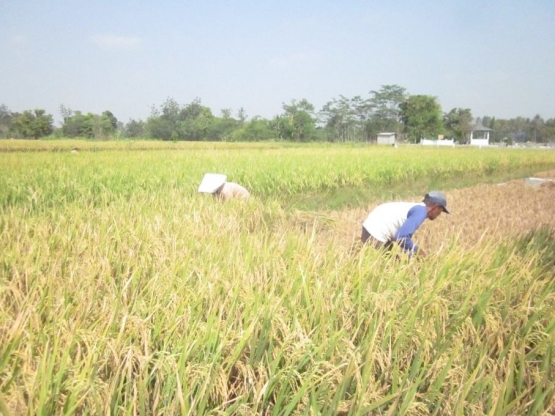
<box><xmin>469</xmin><ymin>120</ymin><xmax>493</xmax><ymax>131</ymax></box>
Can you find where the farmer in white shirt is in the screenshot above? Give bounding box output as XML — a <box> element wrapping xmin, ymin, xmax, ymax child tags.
<box><xmin>198</xmin><ymin>173</ymin><xmax>250</xmax><ymax>201</ymax></box>
<box><xmin>361</xmin><ymin>191</ymin><xmax>450</xmax><ymax>257</ymax></box>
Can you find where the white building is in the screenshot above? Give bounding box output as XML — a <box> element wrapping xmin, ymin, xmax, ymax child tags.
<box><xmin>468</xmin><ymin>119</ymin><xmax>493</xmax><ymax>146</ymax></box>
<box><xmin>377</xmin><ymin>132</ymin><xmax>396</xmax><ymax>145</ymax></box>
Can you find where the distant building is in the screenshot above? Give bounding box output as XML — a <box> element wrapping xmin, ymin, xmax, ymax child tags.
<box><xmin>377</xmin><ymin>132</ymin><xmax>396</xmax><ymax>145</ymax></box>
<box><xmin>468</xmin><ymin>119</ymin><xmax>493</xmax><ymax>146</ymax></box>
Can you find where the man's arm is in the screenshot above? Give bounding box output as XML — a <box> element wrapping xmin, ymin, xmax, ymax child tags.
<box><xmin>392</xmin><ymin>205</ymin><xmax>427</xmax><ymax>255</ymax></box>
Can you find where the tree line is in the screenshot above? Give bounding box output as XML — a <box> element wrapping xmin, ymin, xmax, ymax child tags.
<box><xmin>2</xmin><ymin>85</ymin><xmax>554</xmax><ymax>144</ymax></box>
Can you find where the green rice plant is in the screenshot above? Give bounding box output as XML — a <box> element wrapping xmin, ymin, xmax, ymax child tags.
<box><xmin>2</xmin><ymin>141</ymin><xmax>555</xmax><ymax>211</ymax></box>
<box><xmin>1</xmin><ymin>141</ymin><xmax>555</xmax><ymax>414</ymax></box>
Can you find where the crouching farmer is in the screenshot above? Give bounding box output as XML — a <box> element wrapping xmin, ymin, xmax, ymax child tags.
<box><xmin>361</xmin><ymin>191</ymin><xmax>450</xmax><ymax>257</ymax></box>
<box><xmin>198</xmin><ymin>173</ymin><xmax>250</xmax><ymax>201</ymax></box>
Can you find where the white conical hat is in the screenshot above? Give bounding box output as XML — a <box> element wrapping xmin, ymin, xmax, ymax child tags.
<box><xmin>198</xmin><ymin>173</ymin><xmax>227</xmax><ymax>193</ymax></box>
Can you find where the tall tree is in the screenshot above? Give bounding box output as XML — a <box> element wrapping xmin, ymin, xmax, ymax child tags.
<box><xmin>59</xmin><ymin>104</ymin><xmax>74</xmax><ymax>122</ymax></box>
<box><xmin>61</xmin><ymin>111</ymin><xmax>90</xmax><ymax>137</ymax></box>
<box><xmin>124</xmin><ymin>119</ymin><xmax>145</xmax><ymax>138</ymax></box>
<box><xmin>60</xmin><ymin>110</ymin><xmax>118</xmax><ymax>139</ymax></box>
<box><xmin>530</xmin><ymin>114</ymin><xmax>544</xmax><ymax>142</ymax></box>
<box><xmin>443</xmin><ymin>108</ymin><xmax>473</xmax><ymax>144</ymax></box>
<box><xmin>319</xmin><ymin>96</ymin><xmax>368</xmax><ymax>142</ymax></box>
<box><xmin>543</xmin><ymin>118</ymin><xmax>555</xmax><ymax>143</ymax></box>
<box><xmin>146</xmin><ymin>98</ymin><xmax>184</xmax><ymax>140</ymax></box>
<box><xmin>146</xmin><ymin>97</ymin><xmax>216</xmax><ymax>141</ymax></box>
<box><xmin>180</xmin><ymin>99</ymin><xmax>214</xmax><ymax>141</ymax></box>
<box><xmin>13</xmin><ymin>109</ymin><xmax>54</xmax><ymax>139</ymax></box>
<box><xmin>509</xmin><ymin>117</ymin><xmax>530</xmax><ymax>142</ymax></box>
<box><xmin>236</xmin><ymin>107</ymin><xmax>247</xmax><ymax>124</ymax></box>
<box><xmin>220</xmin><ymin>108</ymin><xmax>232</xmax><ymax>119</ymax></box>
<box><xmin>319</xmin><ymin>86</ymin><xmax>409</xmax><ymax>142</ymax></box>
<box><xmin>0</xmin><ymin>104</ymin><xmax>13</xmax><ymax>138</ymax></box>
<box><xmin>212</xmin><ymin>109</ymin><xmax>238</xmax><ymax>141</ymax></box>
<box><xmin>101</xmin><ymin>111</ymin><xmax>118</xmax><ymax>132</ymax></box>
<box><xmin>400</xmin><ymin>95</ymin><xmax>443</xmax><ymax>142</ymax></box>
<box><xmin>368</xmin><ymin>84</ymin><xmax>408</xmax><ymax>134</ymax></box>
<box><xmin>231</xmin><ymin>116</ymin><xmax>274</xmax><ymax>141</ymax></box>
<box><xmin>275</xmin><ymin>99</ymin><xmax>317</xmax><ymax>142</ymax></box>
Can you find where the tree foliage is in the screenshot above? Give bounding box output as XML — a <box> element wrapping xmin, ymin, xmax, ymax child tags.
<box><xmin>400</xmin><ymin>95</ymin><xmax>443</xmax><ymax>142</ymax></box>
<box><xmin>60</xmin><ymin>107</ymin><xmax>118</xmax><ymax>139</ymax></box>
<box><xmin>231</xmin><ymin>117</ymin><xmax>274</xmax><ymax>142</ymax></box>
<box><xmin>368</xmin><ymin>84</ymin><xmax>407</xmax><ymax>134</ymax></box>
<box><xmin>4</xmin><ymin>85</ymin><xmax>555</xmax><ymax>143</ymax></box>
<box><xmin>273</xmin><ymin>99</ymin><xmax>318</xmax><ymax>142</ymax></box>
<box><xmin>0</xmin><ymin>104</ymin><xmax>13</xmax><ymax>138</ymax></box>
<box><xmin>484</xmin><ymin>115</ymin><xmax>555</xmax><ymax>144</ymax></box>
<box><xmin>443</xmin><ymin>108</ymin><xmax>473</xmax><ymax>143</ymax></box>
<box><xmin>319</xmin><ymin>95</ymin><xmax>370</xmax><ymax>142</ymax></box>
<box><xmin>146</xmin><ymin>98</ymin><xmax>218</xmax><ymax>141</ymax></box>
<box><xmin>318</xmin><ymin>85</ymin><xmax>407</xmax><ymax>142</ymax></box>
<box><xmin>12</xmin><ymin>109</ymin><xmax>54</xmax><ymax>139</ymax></box>
<box><xmin>124</xmin><ymin>119</ymin><xmax>145</xmax><ymax>138</ymax></box>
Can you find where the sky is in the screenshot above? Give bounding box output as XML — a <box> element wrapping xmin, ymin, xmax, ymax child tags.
<box><xmin>1</xmin><ymin>0</ymin><xmax>554</xmax><ymax>125</ymax></box>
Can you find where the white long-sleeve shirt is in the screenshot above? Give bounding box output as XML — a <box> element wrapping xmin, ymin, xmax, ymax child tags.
<box><xmin>362</xmin><ymin>202</ymin><xmax>427</xmax><ymax>252</ymax></box>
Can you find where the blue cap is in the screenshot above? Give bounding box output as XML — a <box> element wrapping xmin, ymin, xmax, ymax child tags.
<box><xmin>424</xmin><ymin>191</ymin><xmax>450</xmax><ymax>214</ymax></box>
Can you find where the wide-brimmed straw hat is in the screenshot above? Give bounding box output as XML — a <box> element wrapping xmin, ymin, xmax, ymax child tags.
<box><xmin>198</xmin><ymin>173</ymin><xmax>227</xmax><ymax>193</ymax></box>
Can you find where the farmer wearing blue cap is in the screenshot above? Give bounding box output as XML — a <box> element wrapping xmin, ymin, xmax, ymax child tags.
<box><xmin>361</xmin><ymin>191</ymin><xmax>450</xmax><ymax>257</ymax></box>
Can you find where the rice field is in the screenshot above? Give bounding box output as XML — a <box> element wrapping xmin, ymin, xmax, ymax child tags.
<box><xmin>1</xmin><ymin>140</ymin><xmax>555</xmax><ymax>415</ymax></box>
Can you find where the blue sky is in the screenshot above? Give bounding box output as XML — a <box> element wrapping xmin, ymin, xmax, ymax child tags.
<box><xmin>1</xmin><ymin>0</ymin><xmax>554</xmax><ymax>125</ymax></box>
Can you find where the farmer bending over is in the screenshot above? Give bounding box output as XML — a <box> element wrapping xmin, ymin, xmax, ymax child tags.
<box><xmin>198</xmin><ymin>173</ymin><xmax>250</xmax><ymax>201</ymax></box>
<box><xmin>361</xmin><ymin>191</ymin><xmax>449</xmax><ymax>257</ymax></box>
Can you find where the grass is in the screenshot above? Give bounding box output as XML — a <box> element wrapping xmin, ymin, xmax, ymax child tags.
<box><xmin>1</xmin><ymin>140</ymin><xmax>555</xmax><ymax>414</ymax></box>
